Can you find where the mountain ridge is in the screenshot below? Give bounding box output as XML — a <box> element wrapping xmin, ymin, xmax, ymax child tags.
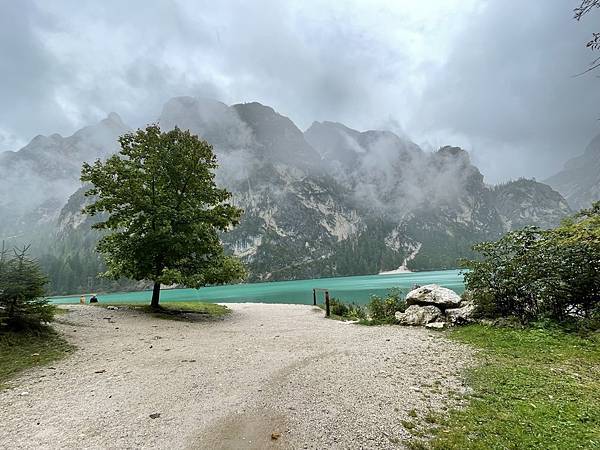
<box><xmin>545</xmin><ymin>132</ymin><xmax>600</xmax><ymax>210</ymax></box>
<box><xmin>0</xmin><ymin>96</ymin><xmax>574</xmax><ymax>293</ymax></box>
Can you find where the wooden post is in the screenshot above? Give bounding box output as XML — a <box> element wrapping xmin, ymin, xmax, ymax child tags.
<box><xmin>313</xmin><ymin>289</ymin><xmax>316</xmax><ymax>306</ymax></box>
<box><xmin>325</xmin><ymin>290</ymin><xmax>330</xmax><ymax>317</ymax></box>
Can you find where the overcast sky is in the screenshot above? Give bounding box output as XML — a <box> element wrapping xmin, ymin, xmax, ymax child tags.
<box><xmin>1</xmin><ymin>0</ymin><xmax>599</xmax><ymax>182</ymax></box>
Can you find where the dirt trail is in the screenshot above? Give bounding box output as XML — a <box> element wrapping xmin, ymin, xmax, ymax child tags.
<box><xmin>0</xmin><ymin>304</ymin><xmax>473</xmax><ymax>449</ymax></box>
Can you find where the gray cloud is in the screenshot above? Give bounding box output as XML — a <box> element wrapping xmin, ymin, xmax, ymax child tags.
<box><xmin>410</xmin><ymin>1</ymin><xmax>600</xmax><ymax>181</ymax></box>
<box><xmin>1</xmin><ymin>0</ymin><xmax>599</xmax><ymax>183</ymax></box>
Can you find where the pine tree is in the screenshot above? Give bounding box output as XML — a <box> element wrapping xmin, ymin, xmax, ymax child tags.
<box><xmin>0</xmin><ymin>244</ymin><xmax>53</xmax><ymax>330</ymax></box>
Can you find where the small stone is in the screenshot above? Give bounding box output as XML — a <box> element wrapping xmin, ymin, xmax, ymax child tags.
<box><xmin>149</xmin><ymin>413</ymin><xmax>161</xmax><ymax>419</ymax></box>
<box><xmin>271</xmin><ymin>432</ymin><xmax>281</xmax><ymax>440</ymax></box>
<box><xmin>425</xmin><ymin>322</ymin><xmax>447</xmax><ymax>330</ymax></box>
<box><xmin>19</xmin><ymin>391</ymin><xmax>29</xmax><ymax>396</ymax></box>
<box><xmin>31</xmin><ymin>353</ymin><xmax>40</xmax><ymax>357</ymax></box>
<box><xmin>94</xmin><ymin>369</ymin><xmax>106</xmax><ymax>374</ymax></box>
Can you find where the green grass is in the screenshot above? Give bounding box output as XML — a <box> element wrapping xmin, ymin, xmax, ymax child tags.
<box><xmin>315</xmin><ymin>303</ymin><xmax>363</xmax><ymax>322</ymax></box>
<box><xmin>410</xmin><ymin>324</ymin><xmax>600</xmax><ymax>449</ymax></box>
<box><xmin>0</xmin><ymin>328</ymin><xmax>74</xmax><ymax>389</ymax></box>
<box><xmin>98</xmin><ymin>301</ymin><xmax>231</xmax><ymax>321</ymax></box>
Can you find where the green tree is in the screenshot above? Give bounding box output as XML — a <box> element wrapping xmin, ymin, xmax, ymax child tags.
<box><xmin>0</xmin><ymin>244</ymin><xmax>53</xmax><ymax>330</ymax></box>
<box><xmin>461</xmin><ymin>202</ymin><xmax>600</xmax><ymax>324</ymax></box>
<box><xmin>81</xmin><ymin>125</ymin><xmax>245</xmax><ymax>308</ymax></box>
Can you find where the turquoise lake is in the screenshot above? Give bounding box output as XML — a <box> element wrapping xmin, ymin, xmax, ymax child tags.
<box><xmin>49</xmin><ymin>269</ymin><xmax>464</xmax><ymax>305</ymax></box>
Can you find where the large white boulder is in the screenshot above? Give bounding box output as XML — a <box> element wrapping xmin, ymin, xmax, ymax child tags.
<box><xmin>405</xmin><ymin>284</ymin><xmax>462</xmax><ymax>308</ymax></box>
<box><xmin>395</xmin><ymin>305</ymin><xmax>442</xmax><ymax>326</ymax></box>
<box><xmin>445</xmin><ymin>302</ymin><xmax>476</xmax><ymax>324</ymax></box>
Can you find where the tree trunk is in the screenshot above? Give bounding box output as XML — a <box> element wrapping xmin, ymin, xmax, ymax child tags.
<box><xmin>151</xmin><ymin>282</ymin><xmax>161</xmax><ymax>308</ymax></box>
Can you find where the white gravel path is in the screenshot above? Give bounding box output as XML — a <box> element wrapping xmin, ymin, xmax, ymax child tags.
<box><xmin>0</xmin><ymin>303</ymin><xmax>473</xmax><ymax>449</ymax></box>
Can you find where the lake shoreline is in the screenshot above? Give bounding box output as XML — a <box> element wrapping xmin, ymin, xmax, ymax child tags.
<box><xmin>49</xmin><ymin>269</ymin><xmax>464</xmax><ymax>305</ymax></box>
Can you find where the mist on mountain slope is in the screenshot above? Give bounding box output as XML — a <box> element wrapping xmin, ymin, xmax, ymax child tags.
<box><xmin>0</xmin><ymin>95</ymin><xmax>576</xmax><ymax>242</ymax></box>
<box><xmin>156</xmin><ymin>97</ymin><xmax>488</xmax><ymax>219</ymax></box>
<box><xmin>0</xmin><ymin>95</ymin><xmax>576</xmax><ymax>292</ymax></box>
<box><xmin>0</xmin><ymin>113</ymin><xmax>129</xmax><ymax>236</ymax></box>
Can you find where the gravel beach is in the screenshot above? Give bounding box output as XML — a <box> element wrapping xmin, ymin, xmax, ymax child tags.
<box><xmin>0</xmin><ymin>303</ymin><xmax>473</xmax><ymax>449</ymax></box>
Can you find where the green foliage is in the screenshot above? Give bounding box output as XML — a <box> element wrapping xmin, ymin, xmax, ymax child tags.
<box><xmin>414</xmin><ymin>325</ymin><xmax>600</xmax><ymax>449</ymax></box>
<box><xmin>0</xmin><ymin>327</ymin><xmax>73</xmax><ymax>388</ymax></box>
<box><xmin>80</xmin><ymin>125</ymin><xmax>246</xmax><ymax>306</ymax></box>
<box><xmin>322</xmin><ymin>288</ymin><xmax>406</xmax><ymax>324</ymax></box>
<box><xmin>0</xmin><ymin>244</ymin><xmax>54</xmax><ymax>330</ymax></box>
<box><xmin>461</xmin><ymin>202</ymin><xmax>600</xmax><ymax>325</ymax></box>
<box><xmin>366</xmin><ymin>287</ymin><xmax>406</xmax><ymax>323</ymax></box>
<box><xmin>37</xmin><ymin>187</ymin><xmax>136</xmax><ymax>295</ymax></box>
<box><xmin>328</xmin><ymin>298</ymin><xmax>367</xmax><ymax>320</ymax></box>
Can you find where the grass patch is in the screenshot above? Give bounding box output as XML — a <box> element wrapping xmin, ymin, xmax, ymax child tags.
<box><xmin>413</xmin><ymin>324</ymin><xmax>600</xmax><ymax>449</ymax></box>
<box><xmin>98</xmin><ymin>301</ymin><xmax>231</xmax><ymax>321</ymax></box>
<box><xmin>0</xmin><ymin>328</ymin><xmax>74</xmax><ymax>389</ymax></box>
<box><xmin>402</xmin><ymin>419</ymin><xmax>417</xmax><ymax>430</ymax></box>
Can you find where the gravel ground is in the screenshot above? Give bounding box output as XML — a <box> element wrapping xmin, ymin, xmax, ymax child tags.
<box><xmin>0</xmin><ymin>303</ymin><xmax>473</xmax><ymax>449</ymax></box>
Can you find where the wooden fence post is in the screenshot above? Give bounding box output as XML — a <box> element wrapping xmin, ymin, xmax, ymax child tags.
<box><xmin>325</xmin><ymin>290</ymin><xmax>330</xmax><ymax>317</ymax></box>
<box><xmin>313</xmin><ymin>288</ymin><xmax>316</xmax><ymax>306</ymax></box>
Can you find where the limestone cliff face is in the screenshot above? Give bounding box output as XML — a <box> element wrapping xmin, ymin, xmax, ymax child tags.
<box><xmin>0</xmin><ymin>113</ymin><xmax>129</xmax><ymax>236</ymax></box>
<box><xmin>545</xmin><ymin>133</ymin><xmax>600</xmax><ymax>211</ymax></box>
<box><xmin>493</xmin><ymin>178</ymin><xmax>571</xmax><ymax>230</ymax></box>
<box><xmin>11</xmin><ymin>96</ymin><xmax>573</xmax><ymax>291</ymax></box>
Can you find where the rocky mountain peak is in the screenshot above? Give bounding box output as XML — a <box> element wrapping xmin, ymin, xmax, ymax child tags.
<box><xmin>231</xmin><ymin>101</ymin><xmax>322</xmax><ymax>168</ymax></box>
<box><xmin>493</xmin><ymin>178</ymin><xmax>571</xmax><ymax>230</ymax></box>
<box><xmin>545</xmin><ymin>132</ymin><xmax>600</xmax><ymax>210</ymax></box>
<box><xmin>0</xmin><ymin>96</ymin><xmax>576</xmax><ymax>292</ymax></box>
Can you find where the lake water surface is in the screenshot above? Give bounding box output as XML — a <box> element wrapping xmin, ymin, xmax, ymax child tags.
<box><xmin>50</xmin><ymin>269</ymin><xmax>464</xmax><ymax>305</ymax></box>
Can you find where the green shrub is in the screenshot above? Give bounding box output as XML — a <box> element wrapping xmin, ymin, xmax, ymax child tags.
<box><xmin>326</xmin><ymin>298</ymin><xmax>367</xmax><ymax>320</ymax></box>
<box><xmin>330</xmin><ymin>298</ymin><xmax>349</xmax><ymax>317</ymax></box>
<box><xmin>461</xmin><ymin>202</ymin><xmax>600</xmax><ymax>326</ymax></box>
<box><xmin>367</xmin><ymin>288</ymin><xmax>406</xmax><ymax>323</ymax></box>
<box><xmin>345</xmin><ymin>302</ymin><xmax>367</xmax><ymax>320</ymax></box>
<box><xmin>0</xmin><ymin>245</ymin><xmax>54</xmax><ymax>331</ymax></box>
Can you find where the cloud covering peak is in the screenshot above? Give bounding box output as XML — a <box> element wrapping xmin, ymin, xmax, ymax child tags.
<box><xmin>1</xmin><ymin>0</ymin><xmax>599</xmax><ymax>182</ymax></box>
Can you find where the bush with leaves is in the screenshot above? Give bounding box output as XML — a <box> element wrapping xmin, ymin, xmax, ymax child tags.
<box><xmin>0</xmin><ymin>245</ymin><xmax>54</xmax><ymax>330</ymax></box>
<box><xmin>366</xmin><ymin>288</ymin><xmax>406</xmax><ymax>323</ymax></box>
<box><xmin>328</xmin><ymin>298</ymin><xmax>367</xmax><ymax>320</ymax></box>
<box><xmin>462</xmin><ymin>202</ymin><xmax>600</xmax><ymax>325</ymax></box>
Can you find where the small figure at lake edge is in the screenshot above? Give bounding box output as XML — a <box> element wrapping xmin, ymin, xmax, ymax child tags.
<box><xmin>79</xmin><ymin>295</ymin><xmax>86</xmax><ymax>304</ymax></box>
<box><xmin>89</xmin><ymin>294</ymin><xmax>98</xmax><ymax>303</ymax></box>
